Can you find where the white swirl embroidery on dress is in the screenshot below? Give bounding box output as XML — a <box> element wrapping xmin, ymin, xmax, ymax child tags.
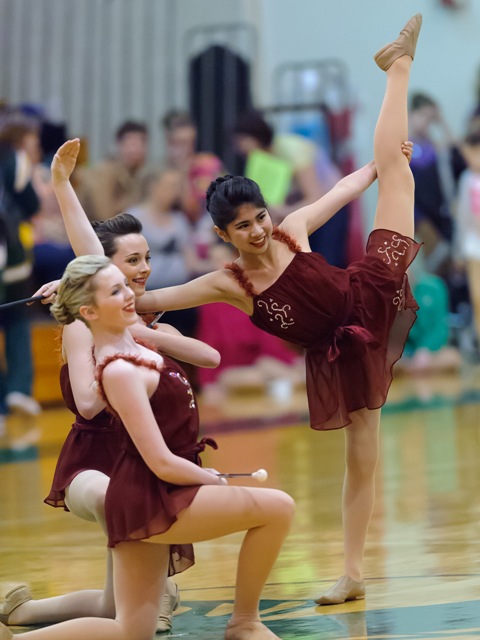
<box><xmin>257</xmin><ymin>298</ymin><xmax>295</xmax><ymax>329</ymax></box>
<box><xmin>169</xmin><ymin>371</ymin><xmax>196</xmax><ymax>409</ymax></box>
<box><xmin>377</xmin><ymin>234</ymin><xmax>410</xmax><ymax>267</ymax></box>
<box><xmin>393</xmin><ymin>288</ymin><xmax>404</xmax><ymax>311</ymax></box>
<box><xmin>393</xmin><ymin>275</ymin><xmax>407</xmax><ymax>311</ymax></box>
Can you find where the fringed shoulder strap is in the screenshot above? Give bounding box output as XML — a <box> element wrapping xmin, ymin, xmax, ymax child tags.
<box><xmin>95</xmin><ymin>352</ymin><xmax>163</xmax><ymax>415</ymax></box>
<box><xmin>224</xmin><ymin>261</ymin><xmax>256</xmax><ymax>297</ymax></box>
<box><xmin>272</xmin><ymin>226</ymin><xmax>302</xmax><ymax>253</ymax></box>
<box><xmin>224</xmin><ymin>225</ymin><xmax>302</xmax><ymax>297</ymax></box>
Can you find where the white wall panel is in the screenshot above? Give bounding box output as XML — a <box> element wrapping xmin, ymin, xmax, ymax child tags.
<box><xmin>0</xmin><ymin>0</ymin><xmax>173</xmax><ymax>163</ymax></box>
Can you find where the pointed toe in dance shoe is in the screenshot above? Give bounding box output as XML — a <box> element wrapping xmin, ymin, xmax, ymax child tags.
<box><xmin>155</xmin><ymin>579</ymin><xmax>181</xmax><ymax>633</ymax></box>
<box><xmin>0</xmin><ymin>585</ymin><xmax>32</xmax><ymax>625</ymax></box>
<box><xmin>374</xmin><ymin>13</ymin><xmax>422</xmax><ymax>71</ymax></box>
<box><xmin>314</xmin><ymin>575</ymin><xmax>366</xmax><ymax>605</ymax></box>
<box><xmin>0</xmin><ymin>622</ymin><xmax>13</xmax><ymax>640</ymax></box>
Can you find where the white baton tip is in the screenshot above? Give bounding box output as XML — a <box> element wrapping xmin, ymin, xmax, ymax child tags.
<box><xmin>252</xmin><ymin>468</ymin><xmax>268</xmax><ymax>482</ymax></box>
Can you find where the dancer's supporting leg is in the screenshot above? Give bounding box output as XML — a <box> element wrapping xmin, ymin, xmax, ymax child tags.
<box><xmin>2</xmin><ymin>471</ymin><xmax>116</xmax><ymax>625</ymax></box>
<box><xmin>2</xmin><ymin>486</ymin><xmax>293</xmax><ymax>640</ymax></box>
<box><xmin>342</xmin><ymin>23</ymin><xmax>417</xmax><ymax>584</ymax></box>
<box><xmin>315</xmin><ymin>15</ymin><xmax>420</xmax><ymax>607</ymax></box>
<box><xmin>342</xmin><ymin>408</ymin><xmax>381</xmax><ymax>582</ymax></box>
<box><xmin>2</xmin><ymin>470</ymin><xmax>178</xmax><ymax>629</ymax></box>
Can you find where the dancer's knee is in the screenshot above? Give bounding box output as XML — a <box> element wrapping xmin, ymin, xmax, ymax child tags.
<box><xmin>268</xmin><ymin>489</ymin><xmax>296</xmax><ymax>529</ymax></box>
<box><xmin>65</xmin><ymin>471</ymin><xmax>108</xmax><ymax>524</ymax></box>
<box><xmin>378</xmin><ymin>162</ymin><xmax>414</xmax><ymax>196</ymax></box>
<box><xmin>115</xmin><ymin>620</ymin><xmax>155</xmax><ymax>640</ymax></box>
<box><xmin>97</xmin><ymin>595</ymin><xmax>116</xmax><ymax>619</ymax></box>
<box><xmin>345</xmin><ymin>449</ymin><xmax>378</xmax><ymax>479</ymax></box>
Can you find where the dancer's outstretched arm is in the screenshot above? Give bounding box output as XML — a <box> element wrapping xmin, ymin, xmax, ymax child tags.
<box><xmin>281</xmin><ymin>160</ymin><xmax>377</xmax><ymax>241</ymax></box>
<box><xmin>130</xmin><ymin>321</ymin><xmax>221</xmax><ymax>368</ymax></box>
<box><xmin>51</xmin><ymin>138</ymin><xmax>104</xmax><ymax>256</ymax></box>
<box><xmin>33</xmin><ymin>279</ymin><xmax>222</xmax><ymax>367</ymax></box>
<box><xmin>135</xmin><ymin>268</ymin><xmax>244</xmax><ymax>315</ymax></box>
<box><xmin>281</xmin><ymin>142</ymin><xmax>412</xmax><ymax>243</ymax></box>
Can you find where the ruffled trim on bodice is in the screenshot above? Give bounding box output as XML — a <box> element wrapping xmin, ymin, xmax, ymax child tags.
<box><xmin>95</xmin><ymin>351</ymin><xmax>163</xmax><ymax>417</ymax></box>
<box><xmin>225</xmin><ymin>226</ymin><xmax>301</xmax><ymax>297</ymax></box>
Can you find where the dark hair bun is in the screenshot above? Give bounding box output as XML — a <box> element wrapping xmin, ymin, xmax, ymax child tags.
<box><xmin>206</xmin><ymin>175</ymin><xmax>234</xmax><ymax>212</ymax></box>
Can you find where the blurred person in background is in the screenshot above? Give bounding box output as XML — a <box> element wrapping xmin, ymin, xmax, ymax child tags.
<box><xmin>127</xmin><ymin>167</ymin><xmax>198</xmax><ymax>339</ymax></box>
<box><xmin>78</xmin><ymin>121</ymin><xmax>149</xmax><ymax>221</ymax></box>
<box><xmin>0</xmin><ymin>203</ymin><xmax>6</xmax><ymax>433</ymax></box>
<box><xmin>395</xmin><ymin>266</ymin><xmax>461</xmax><ymax>375</ymax></box>
<box><xmin>161</xmin><ymin>110</ymin><xmax>224</xmax><ymax>229</ymax></box>
<box><xmin>467</xmin><ymin>63</ymin><xmax>480</xmax><ymax>135</ymax></box>
<box><xmin>0</xmin><ymin>122</ymin><xmax>41</xmax><ymax>417</ymax></box>
<box><xmin>454</xmin><ymin>131</ymin><xmax>480</xmax><ymax>359</ymax></box>
<box><xmin>161</xmin><ymin>110</ymin><xmax>226</xmax><ymax>277</ymax></box>
<box><xmin>162</xmin><ymin>110</ymin><xmax>197</xmax><ymax>173</ymax></box>
<box><xmin>232</xmin><ymin>110</ymin><xmax>350</xmax><ymax>267</ymax></box>
<box><xmin>29</xmin><ymin>122</ymin><xmax>75</xmax><ymax>288</ymax></box>
<box><xmin>408</xmin><ymin>93</ymin><xmax>471</xmax><ymax>352</ymax></box>
<box><xmin>408</xmin><ymin>93</ymin><xmax>465</xmax><ymax>274</ymax></box>
<box><xmin>185</xmin><ymin>152</ymin><xmax>227</xmax><ymax>275</ymax></box>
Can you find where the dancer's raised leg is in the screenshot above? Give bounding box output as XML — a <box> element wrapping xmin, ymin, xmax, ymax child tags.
<box><xmin>315</xmin><ymin>15</ymin><xmax>422</xmax><ymax>607</ymax></box>
<box><xmin>373</xmin><ymin>14</ymin><xmax>422</xmax><ymax>237</ymax></box>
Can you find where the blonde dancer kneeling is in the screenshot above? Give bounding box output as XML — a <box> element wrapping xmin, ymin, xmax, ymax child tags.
<box><xmin>0</xmin><ymin>254</ymin><xmax>294</xmax><ymax>640</ymax></box>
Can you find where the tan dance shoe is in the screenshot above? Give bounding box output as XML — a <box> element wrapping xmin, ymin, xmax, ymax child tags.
<box><xmin>314</xmin><ymin>575</ymin><xmax>366</xmax><ymax>605</ymax></box>
<box><xmin>374</xmin><ymin>13</ymin><xmax>422</xmax><ymax>71</ymax></box>
<box><xmin>0</xmin><ymin>585</ymin><xmax>32</xmax><ymax>625</ymax></box>
<box><xmin>0</xmin><ymin>622</ymin><xmax>13</xmax><ymax>640</ymax></box>
<box><xmin>156</xmin><ymin>579</ymin><xmax>180</xmax><ymax>633</ymax></box>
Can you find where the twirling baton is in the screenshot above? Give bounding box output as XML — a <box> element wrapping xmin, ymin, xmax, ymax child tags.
<box><xmin>0</xmin><ymin>295</ymin><xmax>45</xmax><ymax>310</ymax></box>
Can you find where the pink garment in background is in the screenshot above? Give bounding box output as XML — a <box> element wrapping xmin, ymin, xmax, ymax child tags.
<box><xmin>197</xmin><ymin>302</ymin><xmax>298</xmax><ymax>386</ymax></box>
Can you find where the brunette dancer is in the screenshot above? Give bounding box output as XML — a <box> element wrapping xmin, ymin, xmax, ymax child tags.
<box><xmin>0</xmin><ymin>254</ymin><xmax>294</xmax><ymax>640</ymax></box>
<box><xmin>0</xmin><ymin>210</ymin><xmax>219</xmax><ymax>632</ymax></box>
<box><xmin>133</xmin><ymin>14</ymin><xmax>421</xmax><ymax>605</ymax></box>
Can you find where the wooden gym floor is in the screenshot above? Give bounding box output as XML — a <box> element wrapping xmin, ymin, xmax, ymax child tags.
<box><xmin>1</xmin><ymin>363</ymin><xmax>480</xmax><ymax>639</ymax></box>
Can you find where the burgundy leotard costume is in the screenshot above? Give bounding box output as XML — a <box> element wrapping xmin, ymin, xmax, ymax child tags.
<box><xmin>97</xmin><ymin>352</ymin><xmax>216</xmax><ymax>576</ymax></box>
<box><xmin>226</xmin><ymin>227</ymin><xmax>421</xmax><ymax>430</ymax></box>
<box><xmin>44</xmin><ymin>364</ymin><xmax>120</xmax><ymax>509</ymax></box>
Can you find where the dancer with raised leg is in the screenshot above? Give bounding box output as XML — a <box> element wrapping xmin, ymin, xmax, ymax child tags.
<box><xmin>134</xmin><ymin>14</ymin><xmax>420</xmax><ymax>606</ymax></box>
<box><xmin>0</xmin><ymin>254</ymin><xmax>294</xmax><ymax>640</ymax></box>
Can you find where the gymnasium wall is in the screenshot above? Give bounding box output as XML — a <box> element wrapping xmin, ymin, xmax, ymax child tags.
<box><xmin>0</xmin><ymin>0</ymin><xmax>478</xmax><ymax>184</ymax></box>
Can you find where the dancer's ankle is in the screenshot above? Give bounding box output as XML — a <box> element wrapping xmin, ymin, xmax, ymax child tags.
<box><xmin>388</xmin><ymin>55</ymin><xmax>412</xmax><ymax>73</ymax></box>
<box><xmin>228</xmin><ymin>612</ymin><xmax>261</xmax><ymax>626</ymax></box>
<box><xmin>344</xmin><ymin>569</ymin><xmax>363</xmax><ymax>582</ymax></box>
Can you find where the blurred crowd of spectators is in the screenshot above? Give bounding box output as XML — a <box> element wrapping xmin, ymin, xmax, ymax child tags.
<box><xmin>2</xmin><ymin>73</ymin><xmax>480</xmax><ymax>422</ymax></box>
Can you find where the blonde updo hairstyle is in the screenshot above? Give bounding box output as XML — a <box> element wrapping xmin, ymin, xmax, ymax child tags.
<box><xmin>51</xmin><ymin>255</ymin><xmax>112</xmax><ymax>326</ymax></box>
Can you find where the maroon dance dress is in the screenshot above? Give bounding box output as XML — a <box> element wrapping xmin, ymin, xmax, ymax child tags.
<box><xmin>226</xmin><ymin>227</ymin><xmax>421</xmax><ymax>430</ymax></box>
<box><xmin>44</xmin><ymin>364</ymin><xmax>121</xmax><ymax>509</ymax></box>
<box><xmin>97</xmin><ymin>353</ymin><xmax>216</xmax><ymax>576</ymax></box>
